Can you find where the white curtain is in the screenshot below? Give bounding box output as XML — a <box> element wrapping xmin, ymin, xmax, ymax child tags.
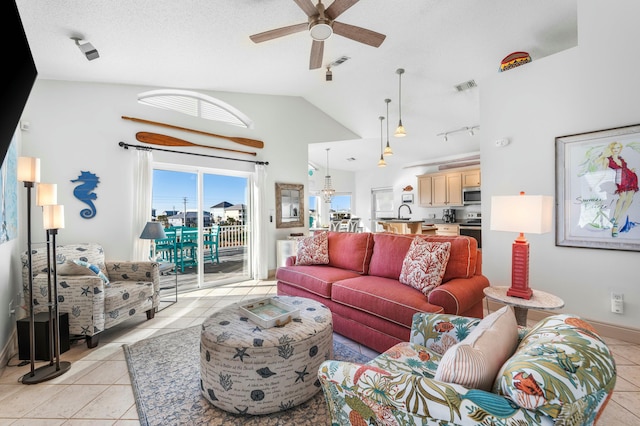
<box><xmin>132</xmin><ymin>149</ymin><xmax>153</xmax><ymax>261</ymax></box>
<box><xmin>251</xmin><ymin>163</ymin><xmax>268</xmax><ymax>280</ymax></box>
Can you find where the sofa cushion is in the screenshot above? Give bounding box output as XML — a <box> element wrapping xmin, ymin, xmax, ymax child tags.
<box><xmin>296</xmin><ymin>232</ymin><xmax>329</xmax><ymax>266</ymax></box>
<box><xmin>331</xmin><ymin>275</ymin><xmax>445</xmax><ymax>328</ymax></box>
<box><xmin>368</xmin><ymin>234</ymin><xmax>477</xmax><ymax>283</ymax></box>
<box><xmin>368</xmin><ymin>233</ymin><xmax>414</xmax><ymax>279</ymax></box>
<box><xmin>276</xmin><ymin>265</ymin><xmax>361</xmax><ymax>298</ymax></box>
<box><xmin>434</xmin><ymin>306</ymin><xmax>518</xmax><ymax>391</ymax></box>
<box><xmin>423</xmin><ymin>235</ymin><xmax>478</xmax><ymax>281</ymax></box>
<box><xmin>327</xmin><ymin>231</ymin><xmax>374</xmax><ymax>274</ymax></box>
<box><xmin>495</xmin><ymin>314</ymin><xmax>617</xmax><ymax>419</ymax></box>
<box><xmin>399</xmin><ymin>238</ymin><xmax>451</xmax><ymax>296</ymax></box>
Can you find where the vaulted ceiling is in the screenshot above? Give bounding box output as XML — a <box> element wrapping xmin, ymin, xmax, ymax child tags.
<box><xmin>15</xmin><ymin>0</ymin><xmax>578</xmax><ymax>171</ymax></box>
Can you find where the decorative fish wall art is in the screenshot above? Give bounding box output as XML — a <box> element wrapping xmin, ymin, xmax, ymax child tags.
<box><xmin>71</xmin><ymin>171</ymin><xmax>100</xmax><ymax>219</ymax></box>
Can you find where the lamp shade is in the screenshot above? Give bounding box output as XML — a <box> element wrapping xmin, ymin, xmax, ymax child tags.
<box><xmin>140</xmin><ymin>221</ymin><xmax>166</xmax><ymax>240</ymax></box>
<box><xmin>43</xmin><ymin>204</ymin><xmax>64</xmax><ymax>230</ymax></box>
<box><xmin>490</xmin><ymin>193</ymin><xmax>553</xmax><ymax>234</ymax></box>
<box><xmin>17</xmin><ymin>156</ymin><xmax>40</xmax><ymax>183</ymax></box>
<box><xmin>36</xmin><ymin>183</ymin><xmax>57</xmax><ymax>206</ymax></box>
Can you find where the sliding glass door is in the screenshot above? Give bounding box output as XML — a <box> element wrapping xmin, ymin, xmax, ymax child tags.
<box><xmin>152</xmin><ymin>165</ymin><xmax>251</xmax><ymax>293</ymax></box>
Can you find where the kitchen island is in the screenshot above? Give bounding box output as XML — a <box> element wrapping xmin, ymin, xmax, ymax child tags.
<box><xmin>377</xmin><ymin>219</ymin><xmax>434</xmax><ymax>234</ymax></box>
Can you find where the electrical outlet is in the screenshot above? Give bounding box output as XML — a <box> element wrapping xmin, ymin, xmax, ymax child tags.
<box><xmin>611</xmin><ymin>292</ymin><xmax>624</xmax><ymax>314</ymax></box>
<box><xmin>428</xmin><ymin>213</ymin><xmax>436</xmax><ymax>219</ymax></box>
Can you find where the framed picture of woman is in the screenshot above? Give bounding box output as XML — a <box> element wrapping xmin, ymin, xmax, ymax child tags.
<box><xmin>556</xmin><ymin>124</ymin><xmax>640</xmax><ymax>251</ymax></box>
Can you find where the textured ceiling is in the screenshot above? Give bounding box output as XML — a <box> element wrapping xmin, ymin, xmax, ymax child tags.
<box><xmin>15</xmin><ymin>0</ymin><xmax>578</xmax><ymax>171</ymax></box>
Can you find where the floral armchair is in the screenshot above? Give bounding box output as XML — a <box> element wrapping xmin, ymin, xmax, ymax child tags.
<box><xmin>318</xmin><ymin>311</ymin><xmax>616</xmax><ymax>425</ymax></box>
<box><xmin>22</xmin><ymin>243</ymin><xmax>160</xmax><ymax>348</ymax></box>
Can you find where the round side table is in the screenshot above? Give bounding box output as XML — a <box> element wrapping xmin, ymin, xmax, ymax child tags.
<box><xmin>483</xmin><ymin>286</ymin><xmax>564</xmax><ymax>326</ymax></box>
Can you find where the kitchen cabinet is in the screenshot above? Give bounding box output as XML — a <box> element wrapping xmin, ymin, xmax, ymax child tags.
<box><xmin>433</xmin><ymin>173</ymin><xmax>462</xmax><ymax>206</ymax></box>
<box><xmin>436</xmin><ymin>224</ymin><xmax>460</xmax><ymax>236</ymax></box>
<box><xmin>417</xmin><ymin>172</ymin><xmax>462</xmax><ymax>207</ymax></box>
<box><xmin>417</xmin><ymin>175</ymin><xmax>433</xmax><ymax>207</ymax></box>
<box><xmin>462</xmin><ymin>169</ymin><xmax>481</xmax><ymax>187</ymax></box>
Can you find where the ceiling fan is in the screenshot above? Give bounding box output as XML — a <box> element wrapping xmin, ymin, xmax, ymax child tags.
<box><xmin>249</xmin><ymin>0</ymin><xmax>386</xmax><ymax>70</ymax></box>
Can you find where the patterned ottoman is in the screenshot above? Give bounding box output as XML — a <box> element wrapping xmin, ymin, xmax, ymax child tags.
<box><xmin>200</xmin><ymin>296</ymin><xmax>333</xmax><ymax>415</ymax></box>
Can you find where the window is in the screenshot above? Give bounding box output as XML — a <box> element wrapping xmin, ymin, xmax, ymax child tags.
<box><xmin>138</xmin><ymin>89</ymin><xmax>254</xmax><ymax>128</ymax></box>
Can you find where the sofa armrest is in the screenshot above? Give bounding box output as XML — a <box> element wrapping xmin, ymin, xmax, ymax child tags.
<box><xmin>106</xmin><ymin>261</ymin><xmax>160</xmax><ymax>307</ymax></box>
<box><xmin>25</xmin><ymin>274</ymin><xmax>106</xmax><ymax>336</ymax></box>
<box><xmin>285</xmin><ymin>255</ymin><xmax>297</xmax><ymax>266</ymax></box>
<box><xmin>318</xmin><ymin>360</ymin><xmax>544</xmax><ymax>425</ymax></box>
<box><xmin>428</xmin><ymin>274</ymin><xmax>489</xmax><ymax>315</ymax></box>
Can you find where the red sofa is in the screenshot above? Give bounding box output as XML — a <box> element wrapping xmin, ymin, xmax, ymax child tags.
<box><xmin>276</xmin><ymin>231</ymin><xmax>489</xmax><ymax>353</ymax></box>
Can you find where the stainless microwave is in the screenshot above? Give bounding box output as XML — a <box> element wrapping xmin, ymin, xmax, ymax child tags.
<box><xmin>463</xmin><ymin>187</ymin><xmax>481</xmax><ymax>205</ymax></box>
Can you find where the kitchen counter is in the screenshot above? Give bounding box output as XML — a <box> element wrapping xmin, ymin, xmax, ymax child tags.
<box><xmin>378</xmin><ymin>219</ymin><xmax>427</xmax><ymax>235</ymax></box>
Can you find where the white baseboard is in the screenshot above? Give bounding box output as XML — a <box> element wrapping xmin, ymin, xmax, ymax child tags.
<box><xmin>0</xmin><ymin>329</ymin><xmax>18</xmax><ymax>378</ymax></box>
<box><xmin>487</xmin><ymin>300</ymin><xmax>640</xmax><ymax>344</ymax></box>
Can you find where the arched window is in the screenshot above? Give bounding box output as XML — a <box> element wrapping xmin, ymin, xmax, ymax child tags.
<box><xmin>138</xmin><ymin>89</ymin><xmax>254</xmax><ymax>129</ymax></box>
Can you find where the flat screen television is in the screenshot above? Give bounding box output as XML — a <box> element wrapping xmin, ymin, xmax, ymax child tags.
<box><xmin>1</xmin><ymin>1</ymin><xmax>38</xmax><ymax>165</ymax></box>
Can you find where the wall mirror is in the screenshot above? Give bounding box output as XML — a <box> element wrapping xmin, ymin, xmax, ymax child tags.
<box><xmin>275</xmin><ymin>182</ymin><xmax>304</xmax><ymax>228</ymax></box>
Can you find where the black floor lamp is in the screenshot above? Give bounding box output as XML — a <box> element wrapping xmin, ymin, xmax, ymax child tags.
<box><xmin>18</xmin><ymin>157</ymin><xmax>71</xmax><ymax>384</ymax></box>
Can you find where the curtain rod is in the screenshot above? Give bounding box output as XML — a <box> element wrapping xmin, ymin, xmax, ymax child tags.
<box><xmin>118</xmin><ymin>142</ymin><xmax>269</xmax><ymax>165</ymax></box>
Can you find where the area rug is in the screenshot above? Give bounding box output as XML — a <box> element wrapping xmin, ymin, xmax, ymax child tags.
<box><xmin>123</xmin><ymin>325</ymin><xmax>372</xmax><ymax>426</ymax></box>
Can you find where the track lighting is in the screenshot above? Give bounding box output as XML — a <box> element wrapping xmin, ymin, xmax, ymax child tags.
<box><xmin>383</xmin><ymin>99</ymin><xmax>393</xmax><ymax>156</ymax></box>
<box><xmin>71</xmin><ymin>36</ymin><xmax>99</xmax><ymax>61</ymax></box>
<box><xmin>437</xmin><ymin>126</ymin><xmax>480</xmax><ymax>140</ymax></box>
<box><xmin>394</xmin><ymin>68</ymin><xmax>406</xmax><ymax>137</ymax></box>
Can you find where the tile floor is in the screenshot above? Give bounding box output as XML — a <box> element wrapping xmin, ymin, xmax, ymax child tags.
<box><xmin>0</xmin><ymin>280</ymin><xmax>638</xmax><ymax>425</ymax></box>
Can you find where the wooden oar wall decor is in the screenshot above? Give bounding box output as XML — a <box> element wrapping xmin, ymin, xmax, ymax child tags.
<box><xmin>122</xmin><ymin>116</ymin><xmax>264</xmax><ymax>149</ymax></box>
<box><xmin>135</xmin><ymin>132</ymin><xmax>257</xmax><ymax>156</ymax></box>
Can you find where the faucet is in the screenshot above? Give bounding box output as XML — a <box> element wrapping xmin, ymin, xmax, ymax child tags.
<box><xmin>398</xmin><ymin>203</ymin><xmax>412</xmax><ymax>219</ymax></box>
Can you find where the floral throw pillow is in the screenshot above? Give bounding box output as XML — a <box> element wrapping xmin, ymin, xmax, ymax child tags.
<box><xmin>296</xmin><ymin>232</ymin><xmax>329</xmax><ymax>266</ymax></box>
<box><xmin>399</xmin><ymin>237</ymin><xmax>451</xmax><ymax>296</ymax></box>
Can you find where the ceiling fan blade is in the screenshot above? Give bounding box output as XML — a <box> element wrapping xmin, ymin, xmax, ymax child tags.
<box><xmin>249</xmin><ymin>22</ymin><xmax>308</xmax><ymax>43</ymax></box>
<box><xmin>309</xmin><ymin>40</ymin><xmax>324</xmax><ymax>69</ymax></box>
<box><xmin>294</xmin><ymin>0</ymin><xmax>318</xmax><ymax>17</ymax></box>
<box><xmin>332</xmin><ymin>21</ymin><xmax>386</xmax><ymax>47</ymax></box>
<box><xmin>325</xmin><ymin>0</ymin><xmax>359</xmax><ymax>20</ymax></box>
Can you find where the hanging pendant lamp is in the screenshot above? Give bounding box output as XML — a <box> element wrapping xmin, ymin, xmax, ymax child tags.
<box><xmin>394</xmin><ymin>68</ymin><xmax>406</xmax><ymax>137</ymax></box>
<box><xmin>383</xmin><ymin>98</ymin><xmax>393</xmax><ymax>156</ymax></box>
<box><xmin>322</xmin><ymin>148</ymin><xmax>335</xmax><ymax>203</ymax></box>
<box><xmin>378</xmin><ymin>116</ymin><xmax>387</xmax><ymax>167</ymax></box>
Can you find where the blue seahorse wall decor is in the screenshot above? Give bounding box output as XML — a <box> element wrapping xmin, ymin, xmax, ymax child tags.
<box><xmin>71</xmin><ymin>171</ymin><xmax>100</xmax><ymax>219</ymax></box>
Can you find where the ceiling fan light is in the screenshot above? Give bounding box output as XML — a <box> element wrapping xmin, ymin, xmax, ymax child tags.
<box><xmin>309</xmin><ymin>22</ymin><xmax>333</xmax><ymax>41</ymax></box>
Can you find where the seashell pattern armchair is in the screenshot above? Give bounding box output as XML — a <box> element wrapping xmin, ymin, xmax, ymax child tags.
<box><xmin>22</xmin><ymin>243</ymin><xmax>160</xmax><ymax>348</ymax></box>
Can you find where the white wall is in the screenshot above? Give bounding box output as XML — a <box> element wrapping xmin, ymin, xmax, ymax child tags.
<box><xmin>17</xmin><ymin>80</ymin><xmax>358</xmax><ymax>260</ymax></box>
<box><xmin>0</xmin><ymin>79</ymin><xmax>359</xmax><ymax>355</ymax></box>
<box><xmin>480</xmin><ymin>0</ymin><xmax>639</xmax><ymax>330</ymax></box>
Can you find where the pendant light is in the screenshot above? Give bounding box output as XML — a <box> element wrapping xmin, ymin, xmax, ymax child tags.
<box><xmin>394</xmin><ymin>68</ymin><xmax>406</xmax><ymax>137</ymax></box>
<box><xmin>377</xmin><ymin>116</ymin><xmax>386</xmax><ymax>167</ymax></box>
<box><xmin>322</xmin><ymin>148</ymin><xmax>335</xmax><ymax>203</ymax></box>
<box><xmin>383</xmin><ymin>99</ymin><xmax>393</xmax><ymax>156</ymax></box>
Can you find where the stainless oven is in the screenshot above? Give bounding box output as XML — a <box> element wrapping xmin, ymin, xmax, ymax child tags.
<box><xmin>459</xmin><ymin>224</ymin><xmax>482</xmax><ymax>248</ymax></box>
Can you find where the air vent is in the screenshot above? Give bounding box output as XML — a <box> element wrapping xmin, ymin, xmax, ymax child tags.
<box><xmin>330</xmin><ymin>56</ymin><xmax>351</xmax><ymax>67</ymax></box>
<box><xmin>454</xmin><ymin>79</ymin><xmax>477</xmax><ymax>92</ymax></box>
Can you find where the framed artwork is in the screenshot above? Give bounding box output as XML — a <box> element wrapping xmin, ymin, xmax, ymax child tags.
<box><xmin>401</xmin><ymin>193</ymin><xmax>414</xmax><ymax>204</ymax></box>
<box><xmin>275</xmin><ymin>182</ymin><xmax>304</xmax><ymax>229</ymax></box>
<box><xmin>556</xmin><ymin>124</ymin><xmax>640</xmax><ymax>251</ymax></box>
